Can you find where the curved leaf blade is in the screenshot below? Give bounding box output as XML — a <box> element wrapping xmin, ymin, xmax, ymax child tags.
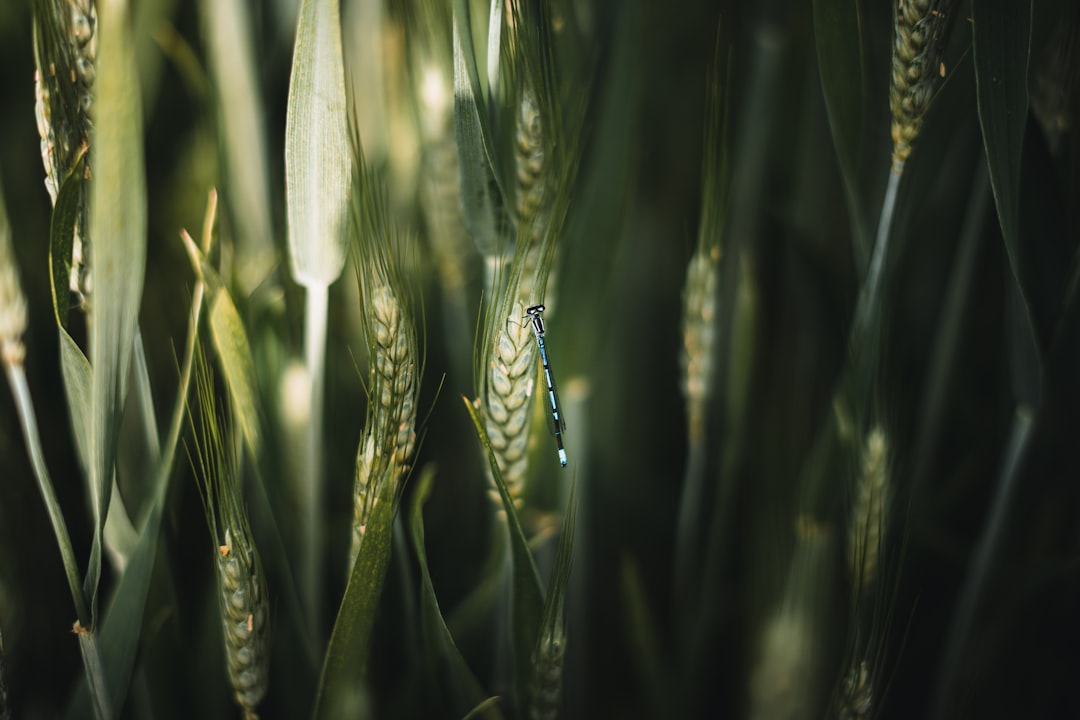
<box><xmin>312</xmin><ymin>476</ymin><xmax>395</xmax><ymax>720</ymax></box>
<box><xmin>461</xmin><ymin>395</ymin><xmax>544</xmax><ymax>712</ymax></box>
<box><xmin>813</xmin><ymin>0</ymin><xmax>868</xmax><ymax>260</ymax></box>
<box><xmin>973</xmin><ymin>0</ymin><xmax>1035</xmax><ymax>340</ymax></box>
<box><xmin>409</xmin><ymin>467</ymin><xmax>503</xmax><ymax>719</ymax></box>
<box><xmin>88</xmin><ymin>0</ymin><xmax>148</xmax><ymax>621</ymax></box>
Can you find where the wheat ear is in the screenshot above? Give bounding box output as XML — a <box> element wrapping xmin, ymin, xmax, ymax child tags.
<box><xmin>850</xmin><ymin>427</ymin><xmax>888</xmax><ymax>594</ymax></box>
<box><xmin>351</xmin><ymin>284</ymin><xmax>418</xmax><ymax>566</ymax></box>
<box><xmin>889</xmin><ymin>0</ymin><xmax>955</xmax><ymax>173</ymax></box>
<box><xmin>836</xmin><ymin>659</ymin><xmax>874</xmax><ymax>720</ymax></box>
<box><xmin>33</xmin><ymin>0</ymin><xmax>97</xmax><ymax>304</ymax></box>
<box><xmin>680</xmin><ymin>246</ymin><xmax>720</xmax><ymax>445</ymax></box>
<box><xmin>484</xmin><ymin>298</ymin><xmax>537</xmax><ymax>507</ymax></box>
<box><xmin>515</xmin><ymin>88</ymin><xmax>546</xmax><ymax>225</ymax></box>
<box><xmin>189</xmin><ymin>354</ymin><xmax>270</xmax><ymax>719</ymax></box>
<box><xmin>528</xmin><ymin>630</ymin><xmax>566</xmax><ymax>720</ymax></box>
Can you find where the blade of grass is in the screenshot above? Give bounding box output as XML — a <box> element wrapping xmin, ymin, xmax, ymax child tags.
<box><xmin>65</xmin><ymin>208</ymin><xmax>217</xmax><ymax>720</ymax></box>
<box><xmin>311</xmin><ymin>472</ymin><xmax>395</xmax><ymax>720</ymax></box>
<box><xmin>88</xmin><ymin>0</ymin><xmax>148</xmax><ymax>623</ymax></box>
<box><xmin>812</xmin><ymin>0</ymin><xmax>869</xmax><ymax>264</ymax></box>
<box><xmin>180</xmin><ymin>233</ymin><xmax>263</xmax><ymax>461</ymax></box>
<box><xmin>408</xmin><ymin>466</ymin><xmax>501</xmax><ymax>718</ymax></box>
<box><xmin>462</xmin><ymin>394</ymin><xmax>544</xmax><ymax>712</ymax></box>
<box><xmin>453</xmin><ymin>11</ymin><xmax>504</xmax><ymax>257</ymax></box>
<box><xmin>973</xmin><ymin>0</ymin><xmax>1035</xmax><ymax>343</ymax></box>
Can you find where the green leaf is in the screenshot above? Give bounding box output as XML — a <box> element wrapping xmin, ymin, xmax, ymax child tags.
<box><xmin>461</xmin><ymin>394</ymin><xmax>544</xmax><ymax>712</ymax></box>
<box><xmin>973</xmin><ymin>0</ymin><xmax>1034</xmax><ymax>340</ymax></box>
<box><xmin>180</xmin><ymin>232</ymin><xmax>264</xmax><ymax>461</ymax></box>
<box><xmin>812</xmin><ymin>0</ymin><xmax>868</xmax><ymax>262</ymax></box>
<box><xmin>284</xmin><ymin>0</ymin><xmax>351</xmax><ymax>288</ymax></box>
<box><xmin>312</xmin><ymin>476</ymin><xmax>395</xmax><ymax>720</ymax></box>
<box><xmin>408</xmin><ymin>467</ymin><xmax>502</xmax><ymax>719</ymax></box>
<box><xmin>59</xmin><ymin>329</ymin><xmax>93</xmax><ymax>478</ymax></box>
<box><xmin>198</xmin><ymin>0</ymin><xmax>276</xmax><ymax>294</ymax></box>
<box><xmin>48</xmin><ymin>152</ymin><xmax>86</xmax><ymax>329</ymax></box>
<box><xmin>76</xmin><ymin>629</ymin><xmax>113</xmax><ymax>720</ymax></box>
<box><xmin>88</xmin><ymin>0</ymin><xmax>148</xmax><ymax>622</ymax></box>
<box><xmin>453</xmin><ymin>10</ymin><xmax>505</xmax><ymax>257</ymax></box>
<box><xmin>66</xmin><ymin>259</ymin><xmax>209</xmax><ymax>720</ymax></box>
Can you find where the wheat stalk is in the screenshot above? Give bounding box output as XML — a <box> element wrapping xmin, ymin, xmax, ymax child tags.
<box><xmin>889</xmin><ymin>0</ymin><xmax>955</xmax><ymax>174</ymax></box>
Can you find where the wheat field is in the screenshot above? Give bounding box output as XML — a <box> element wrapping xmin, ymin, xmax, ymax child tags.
<box><xmin>0</xmin><ymin>0</ymin><xmax>1078</xmax><ymax>718</ymax></box>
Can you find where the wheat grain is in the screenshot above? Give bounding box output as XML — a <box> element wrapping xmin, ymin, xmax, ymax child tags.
<box><xmin>889</xmin><ymin>0</ymin><xmax>955</xmax><ymax>173</ymax></box>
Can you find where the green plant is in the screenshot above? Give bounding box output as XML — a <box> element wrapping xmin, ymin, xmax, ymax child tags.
<box><xmin>0</xmin><ymin>0</ymin><xmax>1077</xmax><ymax>718</ymax></box>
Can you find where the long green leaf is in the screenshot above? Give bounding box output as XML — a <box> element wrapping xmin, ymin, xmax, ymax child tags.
<box><xmin>812</xmin><ymin>0</ymin><xmax>868</xmax><ymax>262</ymax></box>
<box><xmin>312</xmin><ymin>476</ymin><xmax>395</xmax><ymax>720</ymax></box>
<box><xmin>453</xmin><ymin>12</ymin><xmax>504</xmax><ymax>256</ymax></box>
<box><xmin>88</xmin><ymin>0</ymin><xmax>148</xmax><ymax>622</ymax></box>
<box><xmin>66</xmin><ymin>230</ymin><xmax>211</xmax><ymax>720</ymax></box>
<box><xmin>409</xmin><ymin>467</ymin><xmax>502</xmax><ymax>719</ymax></box>
<box><xmin>973</xmin><ymin>0</ymin><xmax>1033</xmax><ymax>341</ymax></box>
<box><xmin>285</xmin><ymin>0</ymin><xmax>351</xmax><ymax>288</ymax></box>
<box><xmin>461</xmin><ymin>394</ymin><xmax>544</xmax><ymax>711</ymax></box>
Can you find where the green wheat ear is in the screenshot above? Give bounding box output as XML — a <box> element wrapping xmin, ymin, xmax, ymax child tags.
<box><xmin>348</xmin><ymin>136</ymin><xmax>422</xmax><ymax>569</ymax></box>
<box><xmin>33</xmin><ymin>0</ymin><xmax>97</xmax><ymax>306</ymax></box>
<box><xmin>889</xmin><ymin>0</ymin><xmax>956</xmax><ymax>174</ymax></box>
<box><xmin>188</xmin><ymin>350</ymin><xmax>270</xmax><ymax>719</ymax></box>
<box><xmin>849</xmin><ymin>426</ymin><xmax>888</xmax><ymax>594</ymax></box>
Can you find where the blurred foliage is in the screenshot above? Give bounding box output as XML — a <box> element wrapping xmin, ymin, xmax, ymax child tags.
<box><xmin>0</xmin><ymin>0</ymin><xmax>1079</xmax><ymax>718</ymax></box>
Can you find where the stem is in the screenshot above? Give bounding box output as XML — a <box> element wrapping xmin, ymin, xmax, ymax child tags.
<box><xmin>855</xmin><ymin>168</ymin><xmax>901</xmax><ymax>339</ymax></box>
<box><xmin>303</xmin><ymin>283</ymin><xmax>329</xmax><ymax>637</ymax></box>
<box><xmin>4</xmin><ymin>363</ymin><xmax>90</xmax><ymax>627</ymax></box>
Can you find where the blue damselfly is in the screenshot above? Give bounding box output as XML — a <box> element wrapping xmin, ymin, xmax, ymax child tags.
<box><xmin>523</xmin><ymin>304</ymin><xmax>567</xmax><ymax>467</ymax></box>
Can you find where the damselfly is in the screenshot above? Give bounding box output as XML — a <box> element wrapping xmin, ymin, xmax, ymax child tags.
<box><xmin>522</xmin><ymin>304</ymin><xmax>567</xmax><ymax>467</ymax></box>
